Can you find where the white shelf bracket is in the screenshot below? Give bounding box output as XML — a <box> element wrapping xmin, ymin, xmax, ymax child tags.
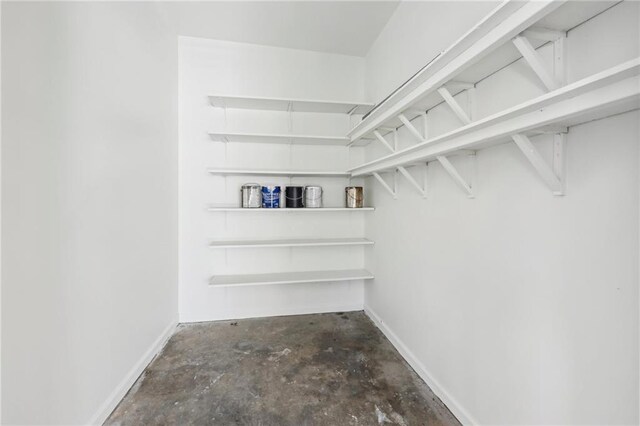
<box><xmin>437</xmin><ymin>87</ymin><xmax>472</xmax><ymax>125</ymax></box>
<box><xmin>511</xmin><ymin>133</ymin><xmax>565</xmax><ymax>196</ymax></box>
<box><xmin>393</xmin><ymin>128</ymin><xmax>399</xmax><ymax>150</ymax></box>
<box><xmin>419</xmin><ymin>112</ymin><xmax>428</xmax><ymax>140</ymax></box>
<box><xmin>437</xmin><ymin>154</ymin><xmax>475</xmax><ymax>198</ymax></box>
<box><xmin>372</xmin><ymin>171</ymin><xmax>397</xmax><ymax>199</ymax></box>
<box><xmin>405</xmin><ymin>110</ymin><xmax>428</xmax><ymax>141</ymax></box>
<box><xmin>522</xmin><ymin>27</ymin><xmax>566</xmax><ymax>42</ymax></box>
<box><xmin>397</xmin><ymin>165</ymin><xmax>427</xmax><ymax>198</ymax></box>
<box><xmin>445</xmin><ymin>81</ymin><xmax>475</xmax><ymax>91</ymax></box>
<box><xmin>373</xmin><ymin>130</ymin><xmax>395</xmax><ymax>153</ymax></box>
<box><xmin>553</xmin><ymin>32</ymin><xmax>566</xmax><ymax>86</ymax></box>
<box><xmin>398</xmin><ymin>114</ymin><xmax>426</xmax><ymax>143</ymax></box>
<box><xmin>512</xmin><ymin>35</ymin><xmax>560</xmax><ymax>91</ymax></box>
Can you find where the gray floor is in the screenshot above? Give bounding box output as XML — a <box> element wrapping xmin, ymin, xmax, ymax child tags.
<box><xmin>106</xmin><ymin>311</ymin><xmax>460</xmax><ymax>425</ymax></box>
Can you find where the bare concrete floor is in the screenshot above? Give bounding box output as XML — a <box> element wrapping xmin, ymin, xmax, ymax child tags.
<box><xmin>106</xmin><ymin>311</ymin><xmax>460</xmax><ymax>426</ymax></box>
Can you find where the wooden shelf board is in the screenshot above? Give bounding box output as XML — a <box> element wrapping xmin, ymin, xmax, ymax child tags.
<box><xmin>208</xmin><ymin>94</ymin><xmax>374</xmax><ymax>114</ymax></box>
<box><xmin>209</xmin><ymin>237</ymin><xmax>374</xmax><ymax>249</ymax></box>
<box><xmin>208</xmin><ymin>131</ymin><xmax>351</xmax><ymax>146</ymax></box>
<box><xmin>207</xmin><ymin>169</ymin><xmax>350</xmax><ymax>177</ymax></box>
<box><xmin>209</xmin><ymin>269</ymin><xmax>374</xmax><ymax>287</ymax></box>
<box><xmin>207</xmin><ymin>206</ymin><xmax>375</xmax><ymax>212</ymax></box>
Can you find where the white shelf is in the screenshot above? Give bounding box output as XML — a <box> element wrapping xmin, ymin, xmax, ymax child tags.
<box><xmin>208</xmin><ymin>94</ymin><xmax>374</xmax><ymax>115</ymax></box>
<box><xmin>349</xmin><ymin>1</ymin><xmax>614</xmax><ymax>142</ymax></box>
<box><xmin>209</xmin><ymin>237</ymin><xmax>374</xmax><ymax>249</ymax></box>
<box><xmin>207</xmin><ymin>168</ymin><xmax>350</xmax><ymax>177</ymax></box>
<box><xmin>209</xmin><ymin>269</ymin><xmax>374</xmax><ymax>287</ymax></box>
<box><xmin>208</xmin><ymin>131</ymin><xmax>354</xmax><ymax>146</ymax></box>
<box><xmin>207</xmin><ymin>206</ymin><xmax>375</xmax><ymax>212</ymax></box>
<box><xmin>350</xmin><ymin>59</ymin><xmax>640</xmax><ymax>176</ymax></box>
<box><xmin>349</xmin><ymin>1</ymin><xmax>558</xmax><ymax>141</ymax></box>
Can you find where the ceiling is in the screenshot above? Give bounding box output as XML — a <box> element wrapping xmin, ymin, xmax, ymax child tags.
<box><xmin>157</xmin><ymin>1</ymin><xmax>400</xmax><ymax>57</ymax></box>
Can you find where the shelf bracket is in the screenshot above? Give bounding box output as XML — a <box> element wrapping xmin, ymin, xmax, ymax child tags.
<box><xmin>553</xmin><ymin>32</ymin><xmax>566</xmax><ymax>87</ymax></box>
<box><xmin>397</xmin><ymin>165</ymin><xmax>427</xmax><ymax>198</ymax></box>
<box><xmin>512</xmin><ymin>35</ymin><xmax>560</xmax><ymax>91</ymax></box>
<box><xmin>437</xmin><ymin>87</ymin><xmax>472</xmax><ymax>125</ymax></box>
<box><xmin>531</xmin><ymin>125</ymin><xmax>568</xmax><ymax>135</ymax></box>
<box><xmin>511</xmin><ymin>133</ymin><xmax>565</xmax><ymax>196</ymax></box>
<box><xmin>398</xmin><ymin>114</ymin><xmax>426</xmax><ymax>143</ymax></box>
<box><xmin>445</xmin><ymin>81</ymin><xmax>475</xmax><ymax>91</ymax></box>
<box><xmin>437</xmin><ymin>154</ymin><xmax>475</xmax><ymax>198</ymax></box>
<box><xmin>522</xmin><ymin>27</ymin><xmax>566</xmax><ymax>42</ymax></box>
<box><xmin>372</xmin><ymin>171</ymin><xmax>397</xmax><ymax>199</ymax></box>
<box><xmin>373</xmin><ymin>130</ymin><xmax>395</xmax><ymax>153</ymax></box>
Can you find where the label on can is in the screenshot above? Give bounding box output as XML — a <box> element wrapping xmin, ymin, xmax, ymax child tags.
<box><xmin>262</xmin><ymin>186</ymin><xmax>281</xmax><ymax>208</ymax></box>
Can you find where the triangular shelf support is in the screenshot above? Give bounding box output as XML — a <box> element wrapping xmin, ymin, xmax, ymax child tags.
<box><xmin>372</xmin><ymin>171</ymin><xmax>397</xmax><ymax>199</ymax></box>
<box><xmin>511</xmin><ymin>132</ymin><xmax>566</xmax><ymax>196</ymax></box>
<box><xmin>437</xmin><ymin>87</ymin><xmax>472</xmax><ymax>125</ymax></box>
<box><xmin>397</xmin><ymin>165</ymin><xmax>427</xmax><ymax>198</ymax></box>
<box><xmin>512</xmin><ymin>28</ymin><xmax>566</xmax><ymax>91</ymax></box>
<box><xmin>373</xmin><ymin>129</ymin><xmax>395</xmax><ymax>153</ymax></box>
<box><xmin>436</xmin><ymin>153</ymin><xmax>475</xmax><ymax>198</ymax></box>
<box><xmin>398</xmin><ymin>114</ymin><xmax>426</xmax><ymax>143</ymax></box>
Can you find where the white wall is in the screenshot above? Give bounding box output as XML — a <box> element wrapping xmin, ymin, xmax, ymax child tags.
<box><xmin>364</xmin><ymin>1</ymin><xmax>639</xmax><ymax>425</ymax></box>
<box><xmin>1</xmin><ymin>3</ymin><xmax>178</xmax><ymax>424</ymax></box>
<box><xmin>179</xmin><ymin>37</ymin><xmax>369</xmax><ymax>322</ymax></box>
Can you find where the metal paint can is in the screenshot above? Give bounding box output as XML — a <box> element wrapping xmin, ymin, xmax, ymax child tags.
<box><xmin>261</xmin><ymin>185</ymin><xmax>281</xmax><ymax>208</ymax></box>
<box><xmin>304</xmin><ymin>186</ymin><xmax>322</xmax><ymax>208</ymax></box>
<box><xmin>241</xmin><ymin>183</ymin><xmax>262</xmax><ymax>208</ymax></box>
<box><xmin>285</xmin><ymin>186</ymin><xmax>305</xmax><ymax>208</ymax></box>
<box><xmin>345</xmin><ymin>186</ymin><xmax>364</xmax><ymax>208</ymax></box>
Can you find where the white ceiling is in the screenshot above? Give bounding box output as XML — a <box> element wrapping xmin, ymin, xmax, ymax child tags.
<box><xmin>158</xmin><ymin>1</ymin><xmax>400</xmax><ymax>57</ymax></box>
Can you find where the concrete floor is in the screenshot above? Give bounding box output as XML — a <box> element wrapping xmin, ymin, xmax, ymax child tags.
<box><xmin>106</xmin><ymin>311</ymin><xmax>460</xmax><ymax>425</ymax></box>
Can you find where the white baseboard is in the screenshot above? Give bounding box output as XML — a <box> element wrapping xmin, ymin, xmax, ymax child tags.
<box><xmin>88</xmin><ymin>319</ymin><xmax>178</xmax><ymax>425</ymax></box>
<box><xmin>364</xmin><ymin>305</ymin><xmax>477</xmax><ymax>426</ymax></box>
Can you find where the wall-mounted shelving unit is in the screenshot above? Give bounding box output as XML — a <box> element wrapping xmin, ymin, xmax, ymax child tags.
<box><xmin>209</xmin><ymin>237</ymin><xmax>374</xmax><ymax>249</ymax></box>
<box><xmin>207</xmin><ymin>92</ymin><xmax>375</xmax><ymax>288</ymax></box>
<box><xmin>209</xmin><ymin>269</ymin><xmax>375</xmax><ymax>287</ymax></box>
<box><xmin>207</xmin><ymin>168</ymin><xmax>351</xmax><ymax>177</ymax></box>
<box><xmin>347</xmin><ymin>0</ymin><xmax>640</xmax><ymax>198</ymax></box>
<box><xmin>351</xmin><ymin>60</ymin><xmax>639</xmax><ymax>176</ymax></box>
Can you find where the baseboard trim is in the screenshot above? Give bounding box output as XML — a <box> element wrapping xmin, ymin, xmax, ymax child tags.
<box><xmin>364</xmin><ymin>305</ymin><xmax>477</xmax><ymax>426</ymax></box>
<box><xmin>88</xmin><ymin>319</ymin><xmax>178</xmax><ymax>425</ymax></box>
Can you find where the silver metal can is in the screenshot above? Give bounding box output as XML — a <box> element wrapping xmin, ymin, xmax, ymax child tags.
<box><xmin>345</xmin><ymin>186</ymin><xmax>363</xmax><ymax>208</ymax></box>
<box><xmin>241</xmin><ymin>183</ymin><xmax>261</xmax><ymax>208</ymax></box>
<box><xmin>304</xmin><ymin>186</ymin><xmax>322</xmax><ymax>208</ymax></box>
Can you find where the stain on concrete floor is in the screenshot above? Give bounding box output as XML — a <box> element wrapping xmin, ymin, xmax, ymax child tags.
<box><xmin>105</xmin><ymin>311</ymin><xmax>460</xmax><ymax>426</ymax></box>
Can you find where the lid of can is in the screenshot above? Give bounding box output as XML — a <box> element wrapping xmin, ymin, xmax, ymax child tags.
<box><xmin>242</xmin><ymin>183</ymin><xmax>261</xmax><ymax>188</ymax></box>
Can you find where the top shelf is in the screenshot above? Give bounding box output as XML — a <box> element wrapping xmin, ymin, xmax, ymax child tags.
<box><xmin>209</xmin><ymin>94</ymin><xmax>374</xmax><ymax>115</ymax></box>
<box><xmin>349</xmin><ymin>0</ymin><xmax>614</xmax><ymax>142</ymax></box>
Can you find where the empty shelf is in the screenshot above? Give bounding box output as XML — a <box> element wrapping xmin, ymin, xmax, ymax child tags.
<box><xmin>207</xmin><ymin>207</ymin><xmax>375</xmax><ymax>212</ymax></box>
<box><xmin>209</xmin><ymin>269</ymin><xmax>374</xmax><ymax>287</ymax></box>
<box><xmin>350</xmin><ymin>59</ymin><xmax>640</xmax><ymax>176</ymax></box>
<box><xmin>207</xmin><ymin>169</ymin><xmax>350</xmax><ymax>177</ymax></box>
<box><xmin>209</xmin><ymin>237</ymin><xmax>374</xmax><ymax>249</ymax></box>
<box><xmin>208</xmin><ymin>131</ymin><xmax>351</xmax><ymax>146</ymax></box>
<box><xmin>208</xmin><ymin>94</ymin><xmax>373</xmax><ymax>114</ymax></box>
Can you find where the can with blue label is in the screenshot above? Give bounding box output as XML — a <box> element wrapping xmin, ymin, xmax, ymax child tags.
<box><xmin>261</xmin><ymin>186</ymin><xmax>281</xmax><ymax>208</ymax></box>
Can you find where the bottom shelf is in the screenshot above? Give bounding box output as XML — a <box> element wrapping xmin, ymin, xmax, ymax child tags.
<box><xmin>209</xmin><ymin>269</ymin><xmax>374</xmax><ymax>287</ymax></box>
